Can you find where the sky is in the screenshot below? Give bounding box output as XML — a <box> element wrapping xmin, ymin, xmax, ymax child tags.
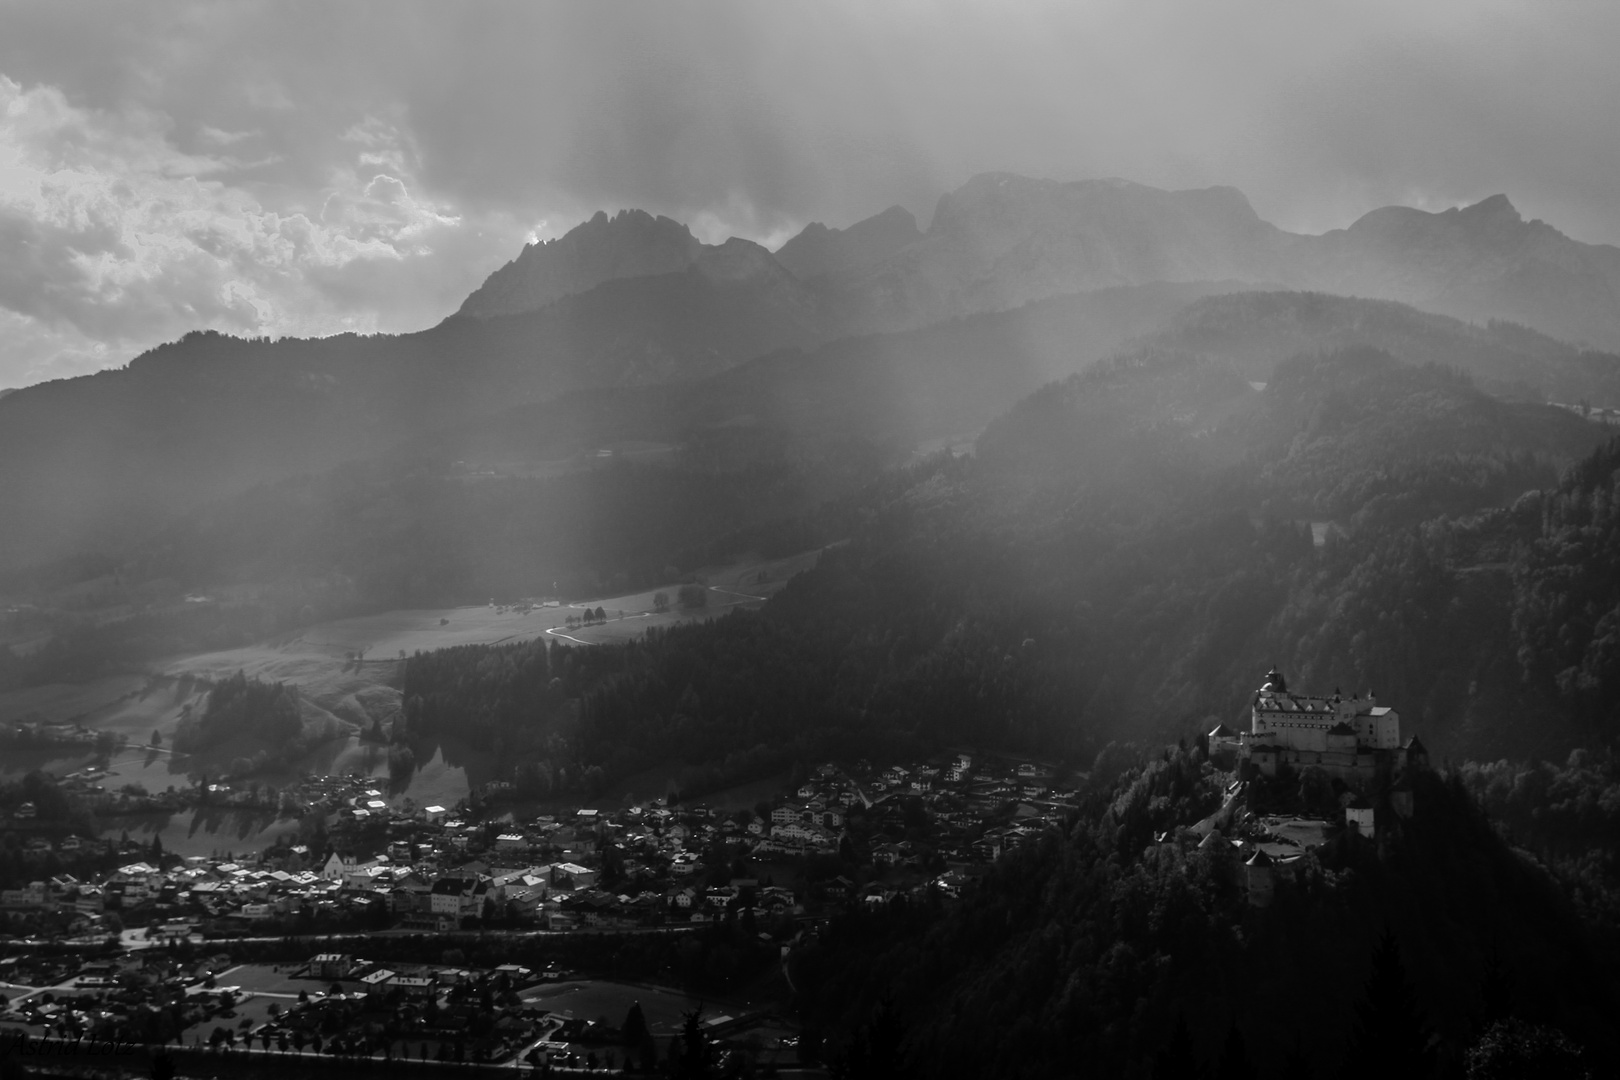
<box><xmin>2</xmin><ymin>0</ymin><xmax>1618</xmax><ymax>389</ymax></box>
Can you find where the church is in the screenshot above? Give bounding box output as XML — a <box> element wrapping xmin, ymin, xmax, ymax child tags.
<box><xmin>1209</xmin><ymin>668</ymin><xmax>1427</xmax><ymax>783</ymax></box>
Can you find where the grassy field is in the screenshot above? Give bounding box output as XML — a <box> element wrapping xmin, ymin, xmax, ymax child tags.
<box><xmin>11</xmin><ymin>548</ymin><xmax>826</xmax><ymax>845</ymax></box>
<box><xmin>519</xmin><ymin>979</ymin><xmax>734</xmax><ymax>1038</ymax></box>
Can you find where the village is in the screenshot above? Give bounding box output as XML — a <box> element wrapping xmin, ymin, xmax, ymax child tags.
<box><xmin>2</xmin><ymin>752</ymin><xmax>1078</xmax><ymax>941</ymax></box>
<box><xmin>0</xmin><ymin>752</ymin><xmax>1083</xmax><ymax>1073</ymax></box>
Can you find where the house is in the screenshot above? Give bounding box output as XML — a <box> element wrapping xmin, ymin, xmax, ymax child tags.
<box><xmin>429</xmin><ymin>877</ymin><xmax>479</xmax><ymax>917</ymax></box>
<box><xmin>424</xmin><ymin>805</ymin><xmax>448</xmax><ymax>825</ymax></box>
<box><xmin>360</xmin><ymin>969</ymin><xmax>396</xmax><ymax>996</ymax></box>
<box><xmin>551</xmin><ymin>863</ymin><xmax>598</xmax><ymax>890</ymax></box>
<box><xmin>0</xmin><ymin>881</ymin><xmax>48</xmax><ymax>908</ymax></box>
<box><xmin>392</xmin><ymin>975</ymin><xmax>436</xmax><ymax>999</ymax></box>
<box><xmin>312</xmin><ymin>953</ymin><xmax>354</xmax><ymax>980</ymax></box>
<box><xmin>505</xmin><ymin>885</ymin><xmax>546</xmax><ymax>917</ymax></box>
<box><xmin>390</xmin><ymin>872</ymin><xmax>434</xmax><ymax>914</ymax></box>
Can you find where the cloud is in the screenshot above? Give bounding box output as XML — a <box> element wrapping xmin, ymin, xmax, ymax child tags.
<box><xmin>2</xmin><ymin>0</ymin><xmax>1619</xmax><ymax>388</ymax></box>
<box><xmin>0</xmin><ymin>73</ymin><xmax>506</xmax><ymax>387</ymax></box>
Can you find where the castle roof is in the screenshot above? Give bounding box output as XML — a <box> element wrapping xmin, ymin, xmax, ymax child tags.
<box><xmin>1404</xmin><ymin>735</ymin><xmax>1428</xmax><ymax>754</ymax></box>
<box><xmin>1245</xmin><ymin>848</ymin><xmax>1273</xmax><ymax>867</ymax></box>
<box><xmin>1208</xmin><ymin>723</ymin><xmax>1238</xmax><ymax>738</ymax></box>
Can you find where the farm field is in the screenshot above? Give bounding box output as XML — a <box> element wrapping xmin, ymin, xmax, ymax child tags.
<box><xmin>7</xmin><ymin>548</ymin><xmax>827</xmax><ymax>852</ymax></box>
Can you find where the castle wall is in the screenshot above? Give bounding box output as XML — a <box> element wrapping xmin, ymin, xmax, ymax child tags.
<box><xmin>1372</xmin><ymin>709</ymin><xmax>1400</xmax><ymax>749</ymax></box>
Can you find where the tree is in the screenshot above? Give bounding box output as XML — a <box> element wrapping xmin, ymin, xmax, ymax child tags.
<box><xmin>678</xmin><ymin>1008</ymin><xmax>712</xmax><ymax>1079</ymax></box>
<box><xmin>678</xmin><ymin>584</ymin><xmax>708</xmax><ymax>610</ymax></box>
<box><xmin>653</xmin><ymin>592</ymin><xmax>670</xmax><ymax>614</ymax></box>
<box><xmin>846</xmin><ymin>996</ymin><xmax>904</xmax><ymax>1079</ymax></box>
<box><xmin>1152</xmin><ymin>1015</ymin><xmax>1198</xmax><ymax>1080</ymax></box>
<box><xmin>623</xmin><ymin>1001</ymin><xmax>649</xmax><ymax>1048</ymax></box>
<box><xmin>1343</xmin><ymin>930</ymin><xmax>1434</xmax><ymax>1078</ymax></box>
<box><xmin>1216</xmin><ymin>1024</ymin><xmax>1253</xmax><ymax>1080</ymax></box>
<box><xmin>151</xmin><ymin>729</ymin><xmax>162</xmax><ymax>747</ymax></box>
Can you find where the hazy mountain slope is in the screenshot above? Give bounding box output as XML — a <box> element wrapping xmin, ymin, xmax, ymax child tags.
<box><xmin>773</xmin><ymin>204</ymin><xmax>923</xmax><ymax>280</ymax></box>
<box><xmin>778</xmin><ymin>173</ymin><xmax>1620</xmax><ymax>349</ymax></box>
<box><xmin>442</xmin><ymin>280</ymin><xmax>1249</xmax><ymax>468</ymax></box>
<box><xmin>0</xmin><ymin>257</ymin><xmax>833</xmax><ymax>572</ymax></box>
<box><xmin>3</xmin><ymin>285</ymin><xmax>1599</xmax><ymax>592</ymax></box>
<box><xmin>1147</xmin><ymin>290</ymin><xmax>1620</xmax><ymax>404</ymax></box>
<box><xmin>1311</xmin><ymin>194</ymin><xmax>1620</xmax><ymax>349</ymax></box>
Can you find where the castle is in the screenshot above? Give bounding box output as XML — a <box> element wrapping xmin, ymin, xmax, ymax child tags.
<box><xmin>1208</xmin><ymin>668</ymin><xmax>1427</xmax><ymax>783</ymax></box>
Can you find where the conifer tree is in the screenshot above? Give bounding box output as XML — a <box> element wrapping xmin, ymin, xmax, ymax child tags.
<box><xmin>677</xmin><ymin>1007</ymin><xmax>711</xmax><ymax>1079</ymax></box>
<box><xmin>1152</xmin><ymin>1015</ymin><xmax>1198</xmax><ymax>1080</ymax></box>
<box><xmin>1216</xmin><ymin>1023</ymin><xmax>1253</xmax><ymax>1080</ymax></box>
<box><xmin>1343</xmin><ymin>929</ymin><xmax>1434</xmax><ymax>1078</ymax></box>
<box><xmin>622</xmin><ymin>1001</ymin><xmax>648</xmax><ymax>1048</ymax></box>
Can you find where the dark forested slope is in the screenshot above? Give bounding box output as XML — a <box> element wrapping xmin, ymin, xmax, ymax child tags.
<box><xmin>789</xmin><ymin>754</ymin><xmax>1618</xmax><ymax>1078</ymax></box>
<box><xmin>392</xmin><ymin>347</ymin><xmax>1618</xmax><ymax>809</ymax></box>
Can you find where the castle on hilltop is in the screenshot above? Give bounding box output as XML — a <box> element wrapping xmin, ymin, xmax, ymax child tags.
<box><xmin>1208</xmin><ymin>668</ymin><xmax>1427</xmax><ymax>784</ymax></box>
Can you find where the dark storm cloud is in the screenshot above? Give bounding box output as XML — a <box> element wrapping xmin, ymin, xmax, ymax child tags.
<box><xmin>2</xmin><ymin>0</ymin><xmax>1618</xmax><ymax>387</ymax></box>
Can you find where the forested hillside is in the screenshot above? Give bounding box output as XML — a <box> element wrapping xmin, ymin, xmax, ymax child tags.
<box><xmin>789</xmin><ymin>752</ymin><xmax>1618</xmax><ymax>1078</ymax></box>
<box><xmin>392</xmin><ymin>347</ymin><xmax>1620</xmax><ymax>818</ymax></box>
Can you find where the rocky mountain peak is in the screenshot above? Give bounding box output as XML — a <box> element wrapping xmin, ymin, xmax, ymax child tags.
<box><xmin>458</xmin><ymin>208</ymin><xmax>705</xmax><ymax>318</ymax></box>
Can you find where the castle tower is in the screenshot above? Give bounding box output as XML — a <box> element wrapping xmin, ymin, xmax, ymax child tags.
<box><xmin>1344</xmin><ymin>798</ymin><xmax>1375</xmax><ymax>838</ymax></box>
<box><xmin>1243</xmin><ymin>848</ymin><xmax>1274</xmax><ymax>907</ymax></box>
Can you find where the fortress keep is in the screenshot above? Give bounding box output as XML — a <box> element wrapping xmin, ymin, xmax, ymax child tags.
<box><xmin>1209</xmin><ymin>668</ymin><xmax>1427</xmax><ymax>782</ymax></box>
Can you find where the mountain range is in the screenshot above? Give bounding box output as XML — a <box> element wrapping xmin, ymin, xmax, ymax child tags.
<box><xmin>457</xmin><ymin>173</ymin><xmax>1620</xmax><ymax>349</ymax></box>
<box><xmin>2</xmin><ymin>171</ymin><xmax>1619</xmax><ymax>575</ymax></box>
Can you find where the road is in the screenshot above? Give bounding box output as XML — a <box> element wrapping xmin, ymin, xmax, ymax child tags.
<box><xmin>545</xmin><ymin>582</ymin><xmax>764</xmax><ymax>647</ymax></box>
